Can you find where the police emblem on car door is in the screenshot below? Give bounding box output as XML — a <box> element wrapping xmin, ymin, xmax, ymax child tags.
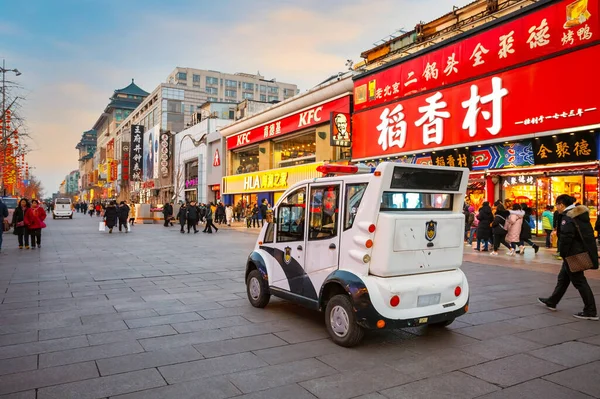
<box><xmin>425</xmin><ymin>220</ymin><xmax>437</xmax><ymax>241</ymax></box>
<box><xmin>284</xmin><ymin>246</ymin><xmax>292</xmax><ymax>264</ymax></box>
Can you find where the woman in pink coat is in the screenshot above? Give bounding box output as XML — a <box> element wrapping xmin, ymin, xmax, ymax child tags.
<box><xmin>506</xmin><ymin>203</ymin><xmax>524</xmax><ymax>256</ymax></box>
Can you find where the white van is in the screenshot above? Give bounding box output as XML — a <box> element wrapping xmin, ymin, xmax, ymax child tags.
<box><xmin>53</xmin><ymin>198</ymin><xmax>73</xmax><ymax>219</ymax></box>
<box><xmin>245</xmin><ymin>162</ymin><xmax>470</xmax><ymax>347</ymax></box>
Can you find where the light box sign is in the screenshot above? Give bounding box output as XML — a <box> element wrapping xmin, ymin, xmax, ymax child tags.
<box><xmin>330</xmin><ymin>112</ymin><xmax>351</xmax><ymax>147</ymax></box>
<box><xmin>354</xmin><ymin>0</ymin><xmax>599</xmax><ymax>111</ymax></box>
<box><xmin>352</xmin><ymin>44</ymin><xmax>600</xmax><ymax>160</ymax></box>
<box><xmin>130</xmin><ymin>125</ymin><xmax>145</xmax><ymax>182</ymax></box>
<box><xmin>222</xmin><ymin>162</ymin><xmax>325</xmax><ymax>194</ymax></box>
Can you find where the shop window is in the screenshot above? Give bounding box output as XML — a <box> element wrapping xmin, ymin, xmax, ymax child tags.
<box><xmin>344</xmin><ymin>183</ymin><xmax>368</xmax><ymax>230</ymax></box>
<box><xmin>309</xmin><ymin>185</ymin><xmax>340</xmax><ymax>240</ymax></box>
<box><xmin>274</xmin><ymin>132</ymin><xmax>316</xmax><ymax>168</ymax></box>
<box><xmin>277</xmin><ymin>187</ymin><xmax>306</xmax><ymax>243</ymax></box>
<box><xmin>232</xmin><ymin>147</ymin><xmax>260</xmax><ymax>174</ymax></box>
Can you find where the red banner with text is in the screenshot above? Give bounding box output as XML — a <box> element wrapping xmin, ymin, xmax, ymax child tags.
<box><xmin>352</xmin><ymin>44</ymin><xmax>600</xmax><ymax>160</ymax></box>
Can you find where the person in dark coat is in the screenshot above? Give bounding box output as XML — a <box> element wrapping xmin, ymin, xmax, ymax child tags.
<box><xmin>203</xmin><ymin>202</ymin><xmax>218</xmax><ymax>234</ymax></box>
<box><xmin>553</xmin><ymin>208</ymin><xmax>563</xmax><ymax>258</ymax></box>
<box><xmin>491</xmin><ymin>203</ymin><xmax>512</xmax><ymax>256</ymax></box>
<box><xmin>103</xmin><ymin>201</ymin><xmax>118</xmax><ymax>234</ymax></box>
<box><xmin>186</xmin><ymin>201</ymin><xmax>199</xmax><ymax>233</ymax></box>
<box><xmin>0</xmin><ymin>198</ymin><xmax>8</xmax><ymax>252</ymax></box>
<box><xmin>539</xmin><ymin>194</ymin><xmax>598</xmax><ymax>320</ymax></box>
<box><xmin>216</xmin><ymin>203</ymin><xmax>226</xmax><ymax>225</ymax></box>
<box><xmin>177</xmin><ymin>204</ymin><xmax>187</xmax><ymax>233</ymax></box>
<box><xmin>259</xmin><ymin>199</ymin><xmax>268</xmax><ymax>227</ymax></box>
<box><xmin>475</xmin><ymin>202</ymin><xmax>493</xmax><ymax>251</ymax></box>
<box><xmin>118</xmin><ymin>201</ymin><xmax>130</xmax><ymax>233</ymax></box>
<box><xmin>12</xmin><ymin>198</ymin><xmax>30</xmax><ymax>248</ymax></box>
<box><xmin>162</xmin><ymin>202</ymin><xmax>173</xmax><ymax>227</ymax></box>
<box><xmin>518</xmin><ymin>205</ymin><xmax>539</xmax><ymax>254</ymax></box>
<box><xmin>595</xmin><ymin>217</ymin><xmax>600</xmax><ymax>245</ymax></box>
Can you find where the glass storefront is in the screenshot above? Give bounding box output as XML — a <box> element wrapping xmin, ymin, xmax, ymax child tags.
<box><xmin>232</xmin><ymin>146</ymin><xmax>260</xmax><ymax>174</ymax></box>
<box><xmin>274</xmin><ymin>132</ymin><xmax>316</xmax><ymax>168</ymax></box>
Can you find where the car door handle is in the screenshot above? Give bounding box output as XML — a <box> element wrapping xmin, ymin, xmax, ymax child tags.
<box><xmin>329</xmin><ymin>243</ymin><xmax>336</xmax><ymax>250</ymax></box>
<box><xmin>297</xmin><ymin>245</ymin><xmax>303</xmax><ymax>251</ymax></box>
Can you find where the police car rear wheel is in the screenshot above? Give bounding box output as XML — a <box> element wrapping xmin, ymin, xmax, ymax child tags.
<box><xmin>325</xmin><ymin>295</ymin><xmax>364</xmax><ymax>347</ymax></box>
<box><xmin>246</xmin><ymin>270</ymin><xmax>270</xmax><ymax>308</ymax></box>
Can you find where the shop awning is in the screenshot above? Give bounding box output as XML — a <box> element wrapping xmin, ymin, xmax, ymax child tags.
<box><xmin>471</xmin><ymin>162</ymin><xmax>599</xmax><ymax>177</ymax></box>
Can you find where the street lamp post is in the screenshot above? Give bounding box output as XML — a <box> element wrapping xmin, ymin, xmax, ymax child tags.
<box><xmin>1</xmin><ymin>60</ymin><xmax>22</xmax><ymax>197</ymax></box>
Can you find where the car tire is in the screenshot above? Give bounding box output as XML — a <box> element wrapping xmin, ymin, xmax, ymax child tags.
<box><xmin>246</xmin><ymin>269</ymin><xmax>270</xmax><ymax>308</ymax></box>
<box><xmin>69</xmin><ymin>215</ymin><xmax>73</xmax><ymax>219</ymax></box>
<box><xmin>429</xmin><ymin>318</ymin><xmax>455</xmax><ymax>328</ymax></box>
<box><xmin>325</xmin><ymin>294</ymin><xmax>365</xmax><ymax>347</ymax></box>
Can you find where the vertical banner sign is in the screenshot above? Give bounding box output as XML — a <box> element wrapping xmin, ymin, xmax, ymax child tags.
<box><xmin>130</xmin><ymin>125</ymin><xmax>145</xmax><ymax>181</ymax></box>
<box><xmin>159</xmin><ymin>132</ymin><xmax>170</xmax><ymax>179</ymax></box>
<box><xmin>121</xmin><ymin>142</ymin><xmax>130</xmax><ymax>183</ymax></box>
<box><xmin>330</xmin><ymin>112</ymin><xmax>351</xmax><ymax>147</ymax></box>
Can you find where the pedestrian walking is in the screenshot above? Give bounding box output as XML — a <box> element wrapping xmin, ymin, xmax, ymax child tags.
<box><xmin>118</xmin><ymin>201</ymin><xmax>130</xmax><ymax>232</ymax></box>
<box><xmin>186</xmin><ymin>201</ymin><xmax>199</xmax><ymax>233</ymax></box>
<box><xmin>203</xmin><ymin>202</ymin><xmax>218</xmax><ymax>233</ymax></box>
<box><xmin>518</xmin><ymin>205</ymin><xmax>539</xmax><ymax>253</ymax></box>
<box><xmin>506</xmin><ymin>203</ymin><xmax>523</xmax><ymax>255</ymax></box>
<box><xmin>259</xmin><ymin>199</ymin><xmax>268</xmax><ymax>227</ymax></box>
<box><xmin>216</xmin><ymin>203</ymin><xmax>226</xmax><ymax>225</ymax></box>
<box><xmin>538</xmin><ymin>194</ymin><xmax>598</xmax><ymax>321</ymax></box>
<box><xmin>225</xmin><ymin>204</ymin><xmax>233</xmax><ymax>226</ymax></box>
<box><xmin>466</xmin><ymin>206</ymin><xmax>476</xmax><ymax>245</ymax></box>
<box><xmin>542</xmin><ymin>205</ymin><xmax>554</xmax><ymax>248</ymax></box>
<box><xmin>252</xmin><ymin>203</ymin><xmax>259</xmax><ymax>228</ymax></box>
<box><xmin>103</xmin><ymin>201</ymin><xmax>118</xmax><ymax>234</ymax></box>
<box><xmin>95</xmin><ymin>203</ymin><xmax>102</xmax><ymax>217</ymax></box>
<box><xmin>490</xmin><ymin>203</ymin><xmax>512</xmax><ymax>256</ymax></box>
<box><xmin>162</xmin><ymin>202</ymin><xmax>173</xmax><ymax>227</ymax></box>
<box><xmin>12</xmin><ymin>198</ymin><xmax>31</xmax><ymax>249</ymax></box>
<box><xmin>177</xmin><ymin>203</ymin><xmax>187</xmax><ymax>233</ymax></box>
<box><xmin>475</xmin><ymin>202</ymin><xmax>493</xmax><ymax>251</ymax></box>
<box><xmin>0</xmin><ymin>198</ymin><xmax>8</xmax><ymax>253</ymax></box>
<box><xmin>25</xmin><ymin>199</ymin><xmax>47</xmax><ymax>249</ymax></box>
<box><xmin>129</xmin><ymin>204</ymin><xmax>136</xmax><ymax>227</ymax></box>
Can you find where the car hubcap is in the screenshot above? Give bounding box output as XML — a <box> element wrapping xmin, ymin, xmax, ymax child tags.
<box><xmin>249</xmin><ymin>277</ymin><xmax>261</xmax><ymax>300</ymax></box>
<box><xmin>330</xmin><ymin>305</ymin><xmax>350</xmax><ymax>337</ymax></box>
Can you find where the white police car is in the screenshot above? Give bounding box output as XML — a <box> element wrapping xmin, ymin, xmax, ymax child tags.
<box><xmin>245</xmin><ymin>162</ymin><xmax>470</xmax><ymax>347</ymax></box>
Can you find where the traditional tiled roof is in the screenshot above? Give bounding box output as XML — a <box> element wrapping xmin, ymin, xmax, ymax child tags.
<box><xmin>114</xmin><ymin>79</ymin><xmax>149</xmax><ymax>97</ymax></box>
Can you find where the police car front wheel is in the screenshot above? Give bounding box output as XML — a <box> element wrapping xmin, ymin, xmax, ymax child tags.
<box><xmin>325</xmin><ymin>295</ymin><xmax>364</xmax><ymax>347</ymax></box>
<box><xmin>246</xmin><ymin>270</ymin><xmax>270</xmax><ymax>308</ymax></box>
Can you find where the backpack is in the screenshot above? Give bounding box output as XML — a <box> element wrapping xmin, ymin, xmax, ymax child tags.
<box><xmin>496</xmin><ymin>215</ymin><xmax>509</xmax><ymax>231</ymax></box>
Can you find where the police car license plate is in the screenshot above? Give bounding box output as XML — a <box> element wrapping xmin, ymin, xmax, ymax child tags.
<box><xmin>417</xmin><ymin>293</ymin><xmax>441</xmax><ymax>307</ymax></box>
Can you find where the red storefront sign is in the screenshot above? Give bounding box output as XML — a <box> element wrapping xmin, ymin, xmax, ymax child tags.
<box><xmin>227</xmin><ymin>96</ymin><xmax>350</xmax><ymax>150</ymax></box>
<box><xmin>354</xmin><ymin>0</ymin><xmax>599</xmax><ymax>112</ymax></box>
<box><xmin>121</xmin><ymin>143</ymin><xmax>130</xmax><ymax>182</ymax></box>
<box><xmin>352</xmin><ymin>44</ymin><xmax>600</xmax><ymax>160</ymax></box>
<box><xmin>110</xmin><ymin>161</ymin><xmax>118</xmax><ymax>182</ymax></box>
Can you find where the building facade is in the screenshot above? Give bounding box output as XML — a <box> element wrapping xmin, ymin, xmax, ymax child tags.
<box><xmin>75</xmin><ymin>129</ymin><xmax>97</xmax><ymax>201</ymax></box>
<box><xmin>352</xmin><ymin>0</ymin><xmax>600</xmax><ymax>231</ymax></box>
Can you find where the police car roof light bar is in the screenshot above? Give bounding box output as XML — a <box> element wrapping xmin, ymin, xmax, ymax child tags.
<box><xmin>316</xmin><ymin>164</ymin><xmax>375</xmax><ymax>176</ymax></box>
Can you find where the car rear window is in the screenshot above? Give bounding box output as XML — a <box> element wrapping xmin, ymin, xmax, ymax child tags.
<box><xmin>391</xmin><ymin>167</ymin><xmax>463</xmax><ymax>191</ymax></box>
<box><xmin>55</xmin><ymin>199</ymin><xmax>71</xmax><ymax>205</ymax></box>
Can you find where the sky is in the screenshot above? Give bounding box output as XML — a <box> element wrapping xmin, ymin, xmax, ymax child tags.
<box><xmin>1</xmin><ymin>0</ymin><xmax>473</xmax><ymax>194</ymax></box>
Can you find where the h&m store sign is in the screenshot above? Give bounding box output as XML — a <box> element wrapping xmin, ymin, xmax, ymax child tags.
<box><xmin>227</xmin><ymin>96</ymin><xmax>350</xmax><ymax>150</ymax></box>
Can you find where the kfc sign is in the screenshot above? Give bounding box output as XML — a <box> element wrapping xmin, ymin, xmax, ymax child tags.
<box><xmin>352</xmin><ymin>45</ymin><xmax>600</xmax><ymax>160</ymax></box>
<box><xmin>354</xmin><ymin>0</ymin><xmax>599</xmax><ymax>112</ymax></box>
<box><xmin>227</xmin><ymin>96</ymin><xmax>350</xmax><ymax>150</ymax></box>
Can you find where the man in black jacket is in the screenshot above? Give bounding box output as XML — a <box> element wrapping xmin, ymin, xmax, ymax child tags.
<box><xmin>163</xmin><ymin>202</ymin><xmax>173</xmax><ymax>227</ymax></box>
<box><xmin>539</xmin><ymin>194</ymin><xmax>598</xmax><ymax>321</ymax></box>
<box><xmin>186</xmin><ymin>201</ymin><xmax>199</xmax><ymax>233</ymax></box>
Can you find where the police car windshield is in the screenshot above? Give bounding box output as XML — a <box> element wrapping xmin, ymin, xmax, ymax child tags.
<box><xmin>380</xmin><ymin>192</ymin><xmax>453</xmax><ymax>211</ymax></box>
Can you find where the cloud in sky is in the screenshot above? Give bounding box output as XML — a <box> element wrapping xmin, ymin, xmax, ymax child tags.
<box><xmin>1</xmin><ymin>0</ymin><xmax>472</xmax><ymax>193</ymax></box>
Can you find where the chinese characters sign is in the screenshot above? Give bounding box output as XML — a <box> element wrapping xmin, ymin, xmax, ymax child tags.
<box><xmin>354</xmin><ymin>0</ymin><xmax>598</xmax><ymax>112</ymax></box>
<box><xmin>533</xmin><ymin>132</ymin><xmax>597</xmax><ymax>165</ymax></box>
<box><xmin>226</xmin><ymin>96</ymin><xmax>350</xmax><ymax>150</ymax></box>
<box><xmin>431</xmin><ymin>148</ymin><xmax>472</xmax><ymax>169</ymax></box>
<box><xmin>503</xmin><ymin>175</ymin><xmax>536</xmax><ymax>188</ymax></box>
<box><xmin>121</xmin><ymin>142</ymin><xmax>130</xmax><ymax>183</ymax></box>
<box><xmin>330</xmin><ymin>112</ymin><xmax>351</xmax><ymax>147</ymax></box>
<box><xmin>159</xmin><ymin>132</ymin><xmax>170</xmax><ymax>179</ymax></box>
<box><xmin>352</xmin><ymin>45</ymin><xmax>600</xmax><ymax>159</ymax></box>
<box><xmin>222</xmin><ymin>162</ymin><xmax>325</xmax><ymax>194</ymax></box>
<box><xmin>129</xmin><ymin>125</ymin><xmax>145</xmax><ymax>182</ymax></box>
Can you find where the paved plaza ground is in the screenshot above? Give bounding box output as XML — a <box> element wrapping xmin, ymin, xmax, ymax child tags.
<box><xmin>0</xmin><ymin>214</ymin><xmax>599</xmax><ymax>398</ymax></box>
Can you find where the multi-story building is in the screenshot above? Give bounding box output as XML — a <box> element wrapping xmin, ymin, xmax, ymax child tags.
<box><xmin>75</xmin><ymin>129</ymin><xmax>97</xmax><ymax>201</ymax></box>
<box><xmin>65</xmin><ymin>170</ymin><xmax>80</xmax><ymax>195</ymax></box>
<box><xmin>166</xmin><ymin>68</ymin><xmax>298</xmax><ymax>104</ymax></box>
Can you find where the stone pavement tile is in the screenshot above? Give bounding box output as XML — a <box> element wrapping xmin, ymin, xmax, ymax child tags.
<box><xmin>0</xmin><ymin>317</ymin><xmax>83</xmax><ymax>334</ymax></box>
<box><xmin>198</xmin><ymin>306</ymin><xmax>294</xmax><ymax>323</ymax></box>
<box><xmin>112</xmin><ymin>299</ymin><xmax>181</xmax><ymax>312</ymax></box>
<box><xmin>452</xmin><ymin>320</ymin><xmax>532</xmax><ymax>340</ymax></box>
<box><xmin>380</xmin><ymin>370</ymin><xmax>500</xmax><ymax>399</ymax></box>
<box><xmin>543</xmin><ymin>360</ymin><xmax>600</xmax><ymax>397</ymax></box>
<box><xmin>1</xmin><ymin>292</ymin><xmax>72</xmax><ymax>304</ymax></box>
<box><xmin>37</xmin><ymin>368</ymin><xmax>166</xmax><ymax>399</ymax></box>
<box><xmin>0</xmin><ymin>355</ymin><xmax>37</xmax><ymax>376</ymax></box>
<box><xmin>111</xmin><ymin>376</ymin><xmax>241</xmax><ymax>399</ymax></box>
<box><xmin>229</xmin><ymin>358</ymin><xmax>337</xmax><ymax>394</ymax></box>
<box><xmin>159</xmin><ymin>352</ymin><xmax>268</xmax><ymax>384</ymax></box>
<box><xmin>79</xmin><ymin>309</ymin><xmax>159</xmax><ymax>324</ymax></box>
<box><xmin>0</xmin><ymin>361</ymin><xmax>99</xmax><ymax>395</ymax></box>
<box><xmin>478</xmin><ymin>378</ymin><xmax>594</xmax><ymax>399</ymax></box>
<box><xmin>87</xmin><ymin>325</ymin><xmax>177</xmax><ymax>346</ymax></box>
<box><xmin>124</xmin><ymin>312</ymin><xmax>203</xmax><ymax>329</ymax></box>
<box><xmin>72</xmin><ymin>287</ymin><xmax>134</xmax><ymax>297</ymax></box>
<box><xmin>316</xmin><ymin>342</ymin><xmax>415</xmax><ymax>372</ymax></box>
<box><xmin>352</xmin><ymin>394</ymin><xmax>387</xmax><ymax>399</ymax></box>
<box><xmin>253</xmin><ymin>338</ymin><xmax>346</xmax><ymax>365</ymax></box>
<box><xmin>461</xmin><ymin>335</ymin><xmax>545</xmax><ymax>360</ymax></box>
<box><xmin>579</xmin><ymin>334</ymin><xmax>600</xmax><ymax>346</ymax></box>
<box><xmin>220</xmin><ymin>320</ymin><xmax>295</xmax><ymax>339</ymax></box>
<box><xmin>139</xmin><ymin>328</ymin><xmax>231</xmax><ymax>351</ymax></box>
<box><xmin>39</xmin><ymin>320</ymin><xmax>128</xmax><ymax>341</ymax></box>
<box><xmin>401</xmin><ymin>330</ymin><xmax>481</xmax><ymax>354</ymax></box>
<box><xmin>514</xmin><ymin>325</ymin><xmax>596</xmax><ymax>346</ymax></box>
<box><xmin>0</xmin><ymin>301</ymin><xmax>39</xmax><ymax>312</ymax></box>
<box><xmin>387</xmin><ymin>348</ymin><xmax>487</xmax><ymax>379</ymax></box>
<box><xmin>299</xmin><ymin>366</ymin><xmax>414</xmax><ymax>399</ymax></box>
<box><xmin>0</xmin><ymin>331</ymin><xmax>37</xmax><ymax>348</ymax></box>
<box><xmin>172</xmin><ymin>315</ymin><xmax>250</xmax><ymax>333</ymax></box>
<box><xmin>217</xmin><ymin>298</ymin><xmax>250</xmax><ymax>308</ymax></box>
<box><xmin>152</xmin><ymin>302</ymin><xmax>223</xmax><ymax>316</ymax></box>
<box><xmin>97</xmin><ymin>346</ymin><xmax>203</xmax><ymax>376</ymax></box>
<box><xmin>0</xmin><ymin>335</ymin><xmax>88</xmax><ymax>360</ymax></box>
<box><xmin>227</xmin><ymin>384</ymin><xmax>317</xmax><ymax>399</ymax></box>
<box><xmin>507</xmin><ymin>314</ymin><xmax>575</xmax><ymax>330</ymax></box>
<box><xmin>462</xmin><ymin>353</ymin><xmax>565</xmax><ymax>387</ymax></box>
<box><xmin>39</xmin><ymin>340</ymin><xmax>145</xmax><ymax>368</ymax></box>
<box><xmin>274</xmin><ymin>326</ymin><xmax>330</xmax><ymax>344</ymax></box>
<box><xmin>529</xmin><ymin>341</ymin><xmax>600</xmax><ymax>367</ymax></box>
<box><xmin>457</xmin><ymin>310</ymin><xmax>518</xmax><ymax>326</ymax></box>
<box><xmin>559</xmin><ymin>320</ymin><xmax>600</xmax><ymax>334</ymax></box>
<box><xmin>193</xmin><ymin>333</ymin><xmax>287</xmax><ymax>358</ymax></box>
<box><xmin>496</xmin><ymin>304</ymin><xmax>552</xmax><ymax>317</ymax></box>
<box><xmin>0</xmin><ymin>314</ymin><xmax>39</xmax><ymax>327</ymax></box>
<box><xmin>0</xmin><ymin>391</ymin><xmax>36</xmax><ymax>399</ymax></box>
<box><xmin>37</xmin><ymin>306</ymin><xmax>117</xmax><ymax>322</ymax></box>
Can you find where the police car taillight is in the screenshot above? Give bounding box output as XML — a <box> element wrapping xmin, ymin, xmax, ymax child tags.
<box><xmin>316</xmin><ymin>164</ymin><xmax>375</xmax><ymax>175</ymax></box>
